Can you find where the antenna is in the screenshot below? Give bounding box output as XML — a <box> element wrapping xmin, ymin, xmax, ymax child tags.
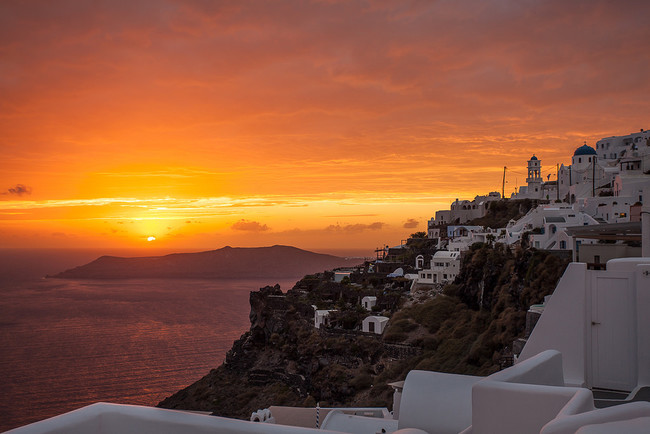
<box><xmin>502</xmin><ymin>166</ymin><xmax>507</xmax><ymax>199</ymax></box>
<box><xmin>556</xmin><ymin>163</ymin><xmax>560</xmax><ymax>201</ymax></box>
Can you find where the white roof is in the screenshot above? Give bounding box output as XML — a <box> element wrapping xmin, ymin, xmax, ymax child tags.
<box><xmin>433</xmin><ymin>250</ymin><xmax>460</xmax><ymax>259</ymax></box>
<box><xmin>363</xmin><ymin>316</ymin><xmax>389</xmax><ymax>323</ymax></box>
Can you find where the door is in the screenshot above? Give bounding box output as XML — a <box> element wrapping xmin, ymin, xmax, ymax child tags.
<box><xmin>590</xmin><ymin>275</ymin><xmax>636</xmax><ymax>391</ymax></box>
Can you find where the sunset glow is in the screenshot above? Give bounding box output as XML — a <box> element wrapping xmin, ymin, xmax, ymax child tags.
<box><xmin>1</xmin><ymin>1</ymin><xmax>649</xmax><ymax>252</ymax></box>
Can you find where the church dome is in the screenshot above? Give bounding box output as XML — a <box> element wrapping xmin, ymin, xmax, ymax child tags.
<box><xmin>530</xmin><ymin>155</ymin><xmax>538</xmax><ymax>160</ymax></box>
<box><xmin>573</xmin><ymin>145</ymin><xmax>597</xmax><ymax>156</ymax></box>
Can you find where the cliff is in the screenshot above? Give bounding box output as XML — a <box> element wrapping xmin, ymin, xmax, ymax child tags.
<box><xmin>158</xmin><ymin>282</ymin><xmax>396</xmax><ymax>417</ymax></box>
<box><xmin>50</xmin><ymin>245</ymin><xmax>359</xmax><ymax>279</ymax></box>
<box><xmin>158</xmin><ymin>243</ymin><xmax>570</xmax><ymax>417</ymax></box>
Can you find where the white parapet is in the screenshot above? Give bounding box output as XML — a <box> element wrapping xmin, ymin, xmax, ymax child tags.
<box><xmin>5</xmin><ymin>403</ymin><xmax>341</xmax><ymax>434</ymax></box>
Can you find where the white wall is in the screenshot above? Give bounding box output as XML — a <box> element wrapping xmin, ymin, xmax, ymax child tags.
<box><xmin>362</xmin><ymin>316</ymin><xmax>388</xmax><ymax>334</ymax></box>
<box><xmin>520</xmin><ymin>259</ymin><xmax>650</xmax><ymax>390</ymax></box>
<box><xmin>518</xmin><ymin>263</ymin><xmax>588</xmax><ymax>387</ymax></box>
<box><xmin>361</xmin><ymin>296</ymin><xmax>376</xmax><ymax>310</ymax></box>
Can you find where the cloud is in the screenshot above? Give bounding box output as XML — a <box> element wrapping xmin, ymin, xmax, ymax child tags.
<box><xmin>403</xmin><ymin>218</ymin><xmax>419</xmax><ymax>229</ymax></box>
<box><xmin>325</xmin><ymin>222</ymin><xmax>385</xmax><ymax>233</ymax></box>
<box><xmin>231</xmin><ymin>219</ymin><xmax>270</xmax><ymax>232</ymax></box>
<box><xmin>3</xmin><ymin>184</ymin><xmax>32</xmax><ymax>196</ymax></box>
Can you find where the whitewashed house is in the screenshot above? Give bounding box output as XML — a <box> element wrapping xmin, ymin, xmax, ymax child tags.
<box><xmin>361</xmin><ymin>296</ymin><xmax>376</xmax><ymax>311</ymax></box>
<box><xmin>505</xmin><ymin>204</ymin><xmax>599</xmax><ymax>251</ymax></box>
<box><xmin>418</xmin><ymin>250</ymin><xmax>461</xmax><ymax>284</ymax></box>
<box><xmin>415</xmin><ymin>254</ymin><xmax>425</xmax><ymax>269</ymax></box>
<box><xmin>430</xmin><ymin>250</ymin><xmax>460</xmax><ymax>283</ymax></box>
<box><xmin>313</xmin><ymin>308</ymin><xmax>335</xmax><ymax>329</ymax></box>
<box><xmin>362</xmin><ymin>316</ymin><xmax>389</xmax><ymax>334</ymax></box>
<box><xmin>578</xmin><ymin>195</ymin><xmax>637</xmax><ymax>224</ymax></box>
<box><xmin>447</xmin><ymin>226</ymin><xmax>503</xmax><ymax>253</ymax></box>
<box><xmin>433</xmin><ymin>192</ymin><xmax>501</xmax><ymax>225</ymax></box>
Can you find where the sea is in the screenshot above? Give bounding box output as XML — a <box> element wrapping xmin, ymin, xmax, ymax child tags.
<box><xmin>0</xmin><ymin>248</ymin><xmax>308</xmax><ymax>432</ymax></box>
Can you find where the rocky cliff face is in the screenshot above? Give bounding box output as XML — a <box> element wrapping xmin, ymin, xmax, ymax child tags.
<box><xmin>158</xmin><ymin>282</ymin><xmax>395</xmax><ymax>418</ymax></box>
<box><xmin>158</xmin><ymin>244</ymin><xmax>570</xmax><ymax>418</ymax></box>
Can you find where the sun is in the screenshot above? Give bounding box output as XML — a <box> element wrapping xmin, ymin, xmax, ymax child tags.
<box><xmin>147</xmin><ymin>236</ymin><xmax>156</xmax><ymax>242</ymax></box>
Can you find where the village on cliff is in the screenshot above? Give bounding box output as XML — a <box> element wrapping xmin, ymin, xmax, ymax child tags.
<box><xmin>313</xmin><ymin>128</ymin><xmax>648</xmax><ymax>337</ymax></box>
<box><xmin>397</xmin><ymin>128</ymin><xmax>647</xmax><ymax>282</ymax></box>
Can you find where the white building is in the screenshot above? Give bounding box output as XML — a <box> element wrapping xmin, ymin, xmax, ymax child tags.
<box><xmin>361</xmin><ymin>296</ymin><xmax>377</xmax><ymax>311</ymax></box>
<box><xmin>506</xmin><ymin>204</ymin><xmax>599</xmax><ymax>251</ymax></box>
<box><xmin>595</xmin><ymin>128</ymin><xmax>650</xmax><ymax>163</ymax></box>
<box><xmin>512</xmin><ymin>155</ymin><xmax>559</xmax><ymax>200</ymax></box>
<box><xmin>418</xmin><ymin>250</ymin><xmax>461</xmax><ymax>284</ymax></box>
<box><xmin>557</xmin><ymin>130</ymin><xmax>650</xmax><ymax>204</ymax></box>
<box><xmin>313</xmin><ymin>308</ymin><xmax>335</xmax><ymax>329</ymax></box>
<box><xmin>446</xmin><ymin>226</ymin><xmax>503</xmax><ymax>253</ymax></box>
<box><xmin>362</xmin><ymin>316</ymin><xmax>389</xmax><ymax>334</ymax></box>
<box><xmin>577</xmin><ymin>195</ymin><xmax>637</xmax><ymax>224</ymax></box>
<box><xmin>433</xmin><ymin>192</ymin><xmax>501</xmax><ymax>225</ymax></box>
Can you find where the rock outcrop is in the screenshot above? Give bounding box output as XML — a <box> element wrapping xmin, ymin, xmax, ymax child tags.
<box><xmin>158</xmin><ymin>282</ymin><xmax>394</xmax><ymax>418</ymax></box>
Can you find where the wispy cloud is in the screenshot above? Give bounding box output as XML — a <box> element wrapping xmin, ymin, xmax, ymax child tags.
<box><xmin>403</xmin><ymin>218</ymin><xmax>419</xmax><ymax>229</ymax></box>
<box><xmin>1</xmin><ymin>184</ymin><xmax>32</xmax><ymax>197</ymax></box>
<box><xmin>231</xmin><ymin>219</ymin><xmax>270</xmax><ymax>232</ymax></box>
<box><xmin>325</xmin><ymin>222</ymin><xmax>385</xmax><ymax>233</ymax></box>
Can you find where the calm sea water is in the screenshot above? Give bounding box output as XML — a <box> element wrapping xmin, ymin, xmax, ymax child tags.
<box><xmin>0</xmin><ymin>249</ymin><xmax>301</xmax><ymax>431</ymax></box>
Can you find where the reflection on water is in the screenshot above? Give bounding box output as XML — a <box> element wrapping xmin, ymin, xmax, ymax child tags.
<box><xmin>0</xmin><ymin>273</ymin><xmax>300</xmax><ymax>431</ymax></box>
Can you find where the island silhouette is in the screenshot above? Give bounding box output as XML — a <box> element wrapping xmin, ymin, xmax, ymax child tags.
<box><xmin>50</xmin><ymin>245</ymin><xmax>360</xmax><ymax>279</ymax></box>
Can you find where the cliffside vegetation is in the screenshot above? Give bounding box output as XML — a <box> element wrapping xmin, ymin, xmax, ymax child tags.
<box><xmin>380</xmin><ymin>243</ymin><xmax>569</xmax><ymax>377</ymax></box>
<box><xmin>468</xmin><ymin>199</ymin><xmax>541</xmax><ymax>228</ymax></box>
<box><xmin>158</xmin><ymin>242</ymin><xmax>569</xmax><ymax>418</ymax></box>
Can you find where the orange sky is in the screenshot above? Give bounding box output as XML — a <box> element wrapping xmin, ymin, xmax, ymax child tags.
<box><xmin>1</xmin><ymin>0</ymin><xmax>649</xmax><ymax>253</ymax></box>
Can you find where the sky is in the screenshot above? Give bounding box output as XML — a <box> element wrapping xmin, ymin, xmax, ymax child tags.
<box><xmin>1</xmin><ymin>0</ymin><xmax>649</xmax><ymax>254</ymax></box>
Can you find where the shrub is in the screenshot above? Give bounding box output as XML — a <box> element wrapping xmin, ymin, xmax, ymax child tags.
<box><xmin>350</xmin><ymin>373</ymin><xmax>373</xmax><ymax>390</ymax></box>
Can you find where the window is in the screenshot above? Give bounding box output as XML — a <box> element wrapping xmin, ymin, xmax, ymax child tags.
<box><xmin>560</xmin><ymin>240</ymin><xmax>567</xmax><ymax>249</ymax></box>
<box><xmin>579</xmin><ymin>157</ymin><xmax>582</xmax><ymax>163</ymax></box>
<box><xmin>443</xmin><ymin>274</ymin><xmax>447</xmax><ymax>279</ymax></box>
